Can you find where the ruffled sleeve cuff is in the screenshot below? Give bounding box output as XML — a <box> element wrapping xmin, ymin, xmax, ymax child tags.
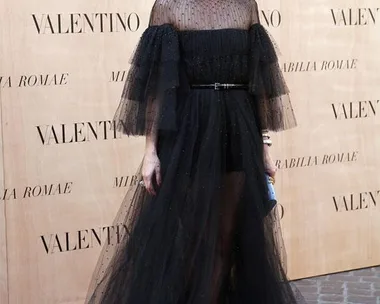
<box><xmin>248</xmin><ymin>24</ymin><xmax>297</xmax><ymax>132</ymax></box>
<box><xmin>113</xmin><ymin>24</ymin><xmax>180</xmax><ymax>136</ymax></box>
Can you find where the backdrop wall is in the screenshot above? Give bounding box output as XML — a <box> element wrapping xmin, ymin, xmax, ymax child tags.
<box><xmin>0</xmin><ymin>0</ymin><xmax>379</xmax><ymax>303</ymax></box>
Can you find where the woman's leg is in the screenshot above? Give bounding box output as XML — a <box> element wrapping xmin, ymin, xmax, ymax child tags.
<box><xmin>211</xmin><ymin>171</ymin><xmax>245</xmax><ymax>304</ymax></box>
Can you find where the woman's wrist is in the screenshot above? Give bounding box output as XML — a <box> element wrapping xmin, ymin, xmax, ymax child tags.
<box><xmin>145</xmin><ymin>136</ymin><xmax>157</xmax><ymax>155</ymax></box>
<box><xmin>145</xmin><ymin>144</ymin><xmax>157</xmax><ymax>155</ymax></box>
<box><xmin>263</xmin><ymin>143</ymin><xmax>271</xmax><ymax>153</ymax></box>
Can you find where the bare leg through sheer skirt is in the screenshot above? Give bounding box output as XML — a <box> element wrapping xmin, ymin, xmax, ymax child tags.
<box><xmin>211</xmin><ymin>172</ymin><xmax>245</xmax><ymax>304</ymax></box>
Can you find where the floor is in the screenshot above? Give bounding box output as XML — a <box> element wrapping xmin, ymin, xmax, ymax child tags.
<box><xmin>294</xmin><ymin>266</ymin><xmax>380</xmax><ymax>304</ymax></box>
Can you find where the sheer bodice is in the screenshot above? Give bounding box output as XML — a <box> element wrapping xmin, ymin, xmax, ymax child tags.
<box><xmin>149</xmin><ymin>0</ymin><xmax>258</xmax><ymax>31</ymax></box>
<box><xmin>151</xmin><ymin>0</ymin><xmax>256</xmax><ymax>86</ymax></box>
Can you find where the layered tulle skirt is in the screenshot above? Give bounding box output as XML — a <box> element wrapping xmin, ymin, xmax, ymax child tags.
<box><xmin>85</xmin><ymin>88</ymin><xmax>306</xmax><ymax>304</ymax></box>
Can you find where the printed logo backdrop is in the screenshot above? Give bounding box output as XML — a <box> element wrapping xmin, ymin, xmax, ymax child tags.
<box><xmin>0</xmin><ymin>0</ymin><xmax>379</xmax><ymax>303</ymax></box>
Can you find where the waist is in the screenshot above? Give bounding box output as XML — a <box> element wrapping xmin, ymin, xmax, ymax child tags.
<box><xmin>190</xmin><ymin>83</ymin><xmax>248</xmax><ymax>90</ymax></box>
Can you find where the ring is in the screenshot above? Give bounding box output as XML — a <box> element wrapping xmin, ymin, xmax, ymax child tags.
<box><xmin>139</xmin><ymin>180</ymin><xmax>145</xmax><ymax>187</ymax></box>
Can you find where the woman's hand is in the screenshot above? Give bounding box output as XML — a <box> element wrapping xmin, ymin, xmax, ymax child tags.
<box><xmin>263</xmin><ymin>144</ymin><xmax>277</xmax><ymax>180</ymax></box>
<box><xmin>142</xmin><ymin>151</ymin><xmax>161</xmax><ymax>195</ymax></box>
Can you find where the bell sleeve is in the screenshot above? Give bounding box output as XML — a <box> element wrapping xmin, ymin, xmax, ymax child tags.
<box><xmin>113</xmin><ymin>1</ymin><xmax>180</xmax><ymax>136</ymax></box>
<box><xmin>248</xmin><ymin>1</ymin><xmax>297</xmax><ymax>132</ymax></box>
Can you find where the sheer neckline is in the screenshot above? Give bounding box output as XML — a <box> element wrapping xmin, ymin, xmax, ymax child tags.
<box><xmin>148</xmin><ymin>23</ymin><xmax>260</xmax><ymax>33</ymax></box>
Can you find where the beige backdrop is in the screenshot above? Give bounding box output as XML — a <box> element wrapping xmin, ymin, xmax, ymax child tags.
<box><xmin>0</xmin><ymin>0</ymin><xmax>379</xmax><ymax>303</ymax></box>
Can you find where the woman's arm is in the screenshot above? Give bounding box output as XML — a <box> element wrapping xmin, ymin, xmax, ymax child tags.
<box><xmin>141</xmin><ymin>0</ymin><xmax>172</xmax><ymax>195</ymax></box>
<box><xmin>143</xmin><ymin>102</ymin><xmax>161</xmax><ymax>196</ymax></box>
<box><xmin>249</xmin><ymin>0</ymin><xmax>296</xmax><ymax>179</ymax></box>
<box><xmin>262</xmin><ymin>129</ymin><xmax>277</xmax><ymax>179</ymax></box>
<box><xmin>263</xmin><ymin>140</ymin><xmax>277</xmax><ymax>180</ymax></box>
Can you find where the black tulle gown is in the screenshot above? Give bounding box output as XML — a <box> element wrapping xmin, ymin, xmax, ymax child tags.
<box><xmin>86</xmin><ymin>0</ymin><xmax>306</xmax><ymax>303</ymax></box>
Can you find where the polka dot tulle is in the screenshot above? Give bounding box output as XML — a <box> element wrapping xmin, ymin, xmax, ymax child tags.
<box><xmin>87</xmin><ymin>1</ymin><xmax>304</xmax><ymax>304</ymax></box>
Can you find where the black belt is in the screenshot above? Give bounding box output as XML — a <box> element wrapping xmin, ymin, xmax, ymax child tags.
<box><xmin>190</xmin><ymin>83</ymin><xmax>248</xmax><ymax>90</ymax></box>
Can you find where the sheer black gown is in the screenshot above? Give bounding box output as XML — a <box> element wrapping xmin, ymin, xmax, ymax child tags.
<box><xmin>86</xmin><ymin>0</ymin><xmax>306</xmax><ymax>303</ymax></box>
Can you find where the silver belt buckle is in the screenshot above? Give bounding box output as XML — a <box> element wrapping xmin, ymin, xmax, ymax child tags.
<box><xmin>214</xmin><ymin>82</ymin><xmax>221</xmax><ymax>90</ymax></box>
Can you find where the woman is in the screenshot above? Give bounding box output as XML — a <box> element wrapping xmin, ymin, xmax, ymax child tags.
<box><xmin>86</xmin><ymin>0</ymin><xmax>306</xmax><ymax>303</ymax></box>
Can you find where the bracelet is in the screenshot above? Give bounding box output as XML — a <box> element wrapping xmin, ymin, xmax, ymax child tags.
<box><xmin>263</xmin><ymin>138</ymin><xmax>272</xmax><ymax>146</ymax></box>
<box><xmin>262</xmin><ymin>130</ymin><xmax>271</xmax><ymax>146</ymax></box>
